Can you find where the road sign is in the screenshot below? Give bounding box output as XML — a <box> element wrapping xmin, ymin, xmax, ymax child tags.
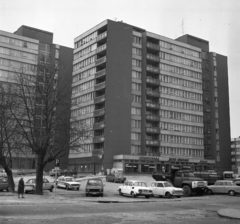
<box><xmin>55</xmin><ymin>158</ymin><xmax>61</xmax><ymax>167</ymax></box>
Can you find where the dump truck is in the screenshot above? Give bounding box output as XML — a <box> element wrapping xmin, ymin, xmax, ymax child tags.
<box><xmin>152</xmin><ymin>167</ymin><xmax>207</xmax><ymax>196</ymax></box>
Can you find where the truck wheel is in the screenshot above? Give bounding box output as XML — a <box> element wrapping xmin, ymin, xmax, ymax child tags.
<box><xmin>228</xmin><ymin>190</ymin><xmax>235</xmax><ymax>196</ymax></box>
<box><xmin>165</xmin><ymin>192</ymin><xmax>172</xmax><ymax>198</ymax></box>
<box><xmin>196</xmin><ymin>190</ymin><xmax>204</xmax><ymax>196</ymax></box>
<box><xmin>182</xmin><ymin>185</ymin><xmax>192</xmax><ymax>197</ymax></box>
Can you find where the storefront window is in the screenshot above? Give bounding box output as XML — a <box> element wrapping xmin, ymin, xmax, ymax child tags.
<box><xmin>125</xmin><ymin>163</ymin><xmax>138</xmax><ymax>172</ymax></box>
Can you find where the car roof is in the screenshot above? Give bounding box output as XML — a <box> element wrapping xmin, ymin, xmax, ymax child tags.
<box><xmin>126</xmin><ymin>180</ymin><xmax>146</xmax><ymax>183</ymax></box>
<box><xmin>216</xmin><ymin>180</ymin><xmax>233</xmax><ymax>182</ymax></box>
<box><xmin>150</xmin><ymin>181</ymin><xmax>170</xmax><ymax>184</ymax></box>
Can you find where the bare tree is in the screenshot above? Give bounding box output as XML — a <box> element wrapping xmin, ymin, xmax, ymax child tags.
<box><xmin>10</xmin><ymin>62</ymin><xmax>91</xmax><ymax>195</ymax></box>
<box><xmin>0</xmin><ymin>82</ymin><xmax>25</xmax><ymax>192</ymax></box>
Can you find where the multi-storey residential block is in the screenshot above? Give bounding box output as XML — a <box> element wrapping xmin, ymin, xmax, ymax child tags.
<box><xmin>231</xmin><ymin>137</ymin><xmax>240</xmax><ymax>174</ymax></box>
<box><xmin>69</xmin><ymin>19</ymin><xmax>231</xmax><ymax>174</ymax></box>
<box><xmin>0</xmin><ymin>26</ymin><xmax>73</xmax><ymax>171</ymax></box>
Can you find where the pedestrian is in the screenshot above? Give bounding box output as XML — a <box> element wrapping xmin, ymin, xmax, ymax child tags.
<box><xmin>18</xmin><ymin>177</ymin><xmax>25</xmax><ymax>198</ymax></box>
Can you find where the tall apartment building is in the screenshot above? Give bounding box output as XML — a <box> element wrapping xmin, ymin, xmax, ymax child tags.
<box><xmin>231</xmin><ymin>137</ymin><xmax>240</xmax><ymax>174</ymax></box>
<box><xmin>69</xmin><ymin>19</ymin><xmax>231</xmax><ymax>174</ymax></box>
<box><xmin>0</xmin><ymin>26</ymin><xmax>73</xmax><ymax>170</ymax></box>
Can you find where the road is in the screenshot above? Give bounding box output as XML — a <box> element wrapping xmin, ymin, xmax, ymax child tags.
<box><xmin>1</xmin><ymin>193</ymin><xmax>240</xmax><ymax>224</ymax></box>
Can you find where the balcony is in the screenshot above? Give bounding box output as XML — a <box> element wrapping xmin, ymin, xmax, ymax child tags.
<box><xmin>94</xmin><ymin>108</ymin><xmax>105</xmax><ymax>117</ymax></box>
<box><xmin>95</xmin><ymin>56</ymin><xmax>106</xmax><ymax>66</ymax></box>
<box><xmin>146</xmin><ymin>115</ymin><xmax>160</xmax><ymax>121</ymax></box>
<box><xmin>93</xmin><ymin>136</ymin><xmax>105</xmax><ymax>143</ymax></box>
<box><xmin>95</xmin><ymin>82</ymin><xmax>106</xmax><ymax>91</ymax></box>
<box><xmin>146</xmin><ymin>140</ymin><xmax>160</xmax><ymax>146</ymax></box>
<box><xmin>146</xmin><ymin>102</ymin><xmax>160</xmax><ymax>109</ymax></box>
<box><xmin>147</xmin><ymin>42</ymin><xmax>160</xmax><ymax>51</ymax></box>
<box><xmin>146</xmin><ymin>127</ymin><xmax>160</xmax><ymax>133</ymax></box>
<box><xmin>97</xmin><ymin>31</ymin><xmax>107</xmax><ymax>42</ymax></box>
<box><xmin>146</xmin><ymin>77</ymin><xmax>160</xmax><ymax>85</ymax></box>
<box><xmin>96</xmin><ymin>44</ymin><xmax>107</xmax><ymax>53</ymax></box>
<box><xmin>94</xmin><ymin>95</ymin><xmax>105</xmax><ymax>104</ymax></box>
<box><xmin>146</xmin><ymin>89</ymin><xmax>161</xmax><ymax>97</ymax></box>
<box><xmin>146</xmin><ymin>66</ymin><xmax>159</xmax><ymax>74</ymax></box>
<box><xmin>95</xmin><ymin>69</ymin><xmax>106</xmax><ymax>78</ymax></box>
<box><xmin>147</xmin><ymin>54</ymin><xmax>160</xmax><ymax>62</ymax></box>
<box><xmin>93</xmin><ymin>122</ymin><xmax>105</xmax><ymax>130</ymax></box>
<box><xmin>92</xmin><ymin>148</ymin><xmax>104</xmax><ymax>156</ymax></box>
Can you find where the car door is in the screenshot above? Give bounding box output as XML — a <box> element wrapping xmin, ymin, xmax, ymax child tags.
<box><xmin>121</xmin><ymin>181</ymin><xmax>127</xmax><ymax>194</ymax></box>
<box><xmin>43</xmin><ymin>178</ymin><xmax>49</xmax><ymax>190</ymax></box>
<box><xmin>126</xmin><ymin>182</ymin><xmax>133</xmax><ymax>195</ymax></box>
<box><xmin>150</xmin><ymin>182</ymin><xmax>157</xmax><ymax>194</ymax></box>
<box><xmin>156</xmin><ymin>183</ymin><xmax>164</xmax><ymax>196</ymax></box>
<box><xmin>214</xmin><ymin>181</ymin><xmax>224</xmax><ymax>193</ymax></box>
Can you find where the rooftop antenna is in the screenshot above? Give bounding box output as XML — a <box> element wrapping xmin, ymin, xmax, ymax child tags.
<box><xmin>181</xmin><ymin>18</ymin><xmax>185</xmax><ymax>35</ymax></box>
<box><xmin>114</xmin><ymin>17</ymin><xmax>118</xmax><ymax>21</ymax></box>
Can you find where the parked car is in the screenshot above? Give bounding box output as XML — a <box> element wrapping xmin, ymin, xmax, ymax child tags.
<box><xmin>118</xmin><ymin>180</ymin><xmax>153</xmax><ymax>198</ymax></box>
<box><xmin>24</xmin><ymin>178</ymin><xmax>54</xmax><ymax>193</ymax></box>
<box><xmin>85</xmin><ymin>178</ymin><xmax>104</xmax><ymax>197</ymax></box>
<box><xmin>49</xmin><ymin>168</ymin><xmax>61</xmax><ymax>177</ymax></box>
<box><xmin>56</xmin><ymin>176</ymin><xmax>80</xmax><ymax>190</ymax></box>
<box><xmin>206</xmin><ymin>180</ymin><xmax>240</xmax><ymax>196</ymax></box>
<box><xmin>0</xmin><ymin>170</ymin><xmax>7</xmax><ymax>177</ymax></box>
<box><xmin>106</xmin><ymin>173</ymin><xmax>126</xmax><ymax>183</ymax></box>
<box><xmin>0</xmin><ymin>177</ymin><xmax>9</xmax><ymax>192</ymax></box>
<box><xmin>148</xmin><ymin>181</ymin><xmax>183</xmax><ymax>198</ymax></box>
<box><xmin>17</xmin><ymin>169</ymin><xmax>36</xmax><ymax>175</ymax></box>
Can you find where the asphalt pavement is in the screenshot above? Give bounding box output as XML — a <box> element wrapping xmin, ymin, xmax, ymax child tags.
<box><xmin>1</xmin><ymin>174</ymin><xmax>240</xmax><ymax>220</ymax></box>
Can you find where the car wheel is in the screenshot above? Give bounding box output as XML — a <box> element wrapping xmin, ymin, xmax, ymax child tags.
<box><xmin>119</xmin><ymin>189</ymin><xmax>123</xmax><ymax>196</ymax></box>
<box><xmin>66</xmin><ymin>185</ymin><xmax>69</xmax><ymax>190</ymax></box>
<box><xmin>49</xmin><ymin>186</ymin><xmax>53</xmax><ymax>192</ymax></box>
<box><xmin>131</xmin><ymin>192</ymin><xmax>136</xmax><ymax>198</ymax></box>
<box><xmin>182</xmin><ymin>185</ymin><xmax>192</xmax><ymax>197</ymax></box>
<box><xmin>114</xmin><ymin>179</ymin><xmax>116</xmax><ymax>183</ymax></box>
<box><xmin>228</xmin><ymin>190</ymin><xmax>235</xmax><ymax>196</ymax></box>
<box><xmin>86</xmin><ymin>193</ymin><xmax>88</xmax><ymax>197</ymax></box>
<box><xmin>25</xmin><ymin>191</ymin><xmax>28</xmax><ymax>194</ymax></box>
<box><xmin>165</xmin><ymin>192</ymin><xmax>172</xmax><ymax>198</ymax></box>
<box><xmin>145</xmin><ymin>196</ymin><xmax>149</xmax><ymax>199</ymax></box>
<box><xmin>6</xmin><ymin>187</ymin><xmax>9</xmax><ymax>192</ymax></box>
<box><xmin>77</xmin><ymin>188</ymin><xmax>79</xmax><ymax>191</ymax></box>
<box><xmin>100</xmin><ymin>193</ymin><xmax>103</xmax><ymax>197</ymax></box>
<box><xmin>207</xmin><ymin>189</ymin><xmax>213</xmax><ymax>195</ymax></box>
<box><xmin>176</xmin><ymin>196</ymin><xmax>181</xmax><ymax>198</ymax></box>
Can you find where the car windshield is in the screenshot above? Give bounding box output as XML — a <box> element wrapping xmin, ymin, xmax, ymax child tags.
<box><xmin>65</xmin><ymin>178</ymin><xmax>74</xmax><ymax>182</ymax></box>
<box><xmin>183</xmin><ymin>172</ymin><xmax>195</xmax><ymax>177</ymax></box>
<box><xmin>163</xmin><ymin>182</ymin><xmax>173</xmax><ymax>187</ymax></box>
<box><xmin>88</xmin><ymin>180</ymin><xmax>102</xmax><ymax>185</ymax></box>
<box><xmin>133</xmin><ymin>182</ymin><xmax>147</xmax><ymax>187</ymax></box>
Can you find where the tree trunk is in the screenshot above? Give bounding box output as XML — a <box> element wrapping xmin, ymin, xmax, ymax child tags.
<box><xmin>5</xmin><ymin>167</ymin><xmax>15</xmax><ymax>192</ymax></box>
<box><xmin>35</xmin><ymin>155</ymin><xmax>44</xmax><ymax>195</ymax></box>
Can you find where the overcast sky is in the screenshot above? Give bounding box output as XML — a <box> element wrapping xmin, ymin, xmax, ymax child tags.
<box><xmin>1</xmin><ymin>0</ymin><xmax>240</xmax><ymax>138</ymax></box>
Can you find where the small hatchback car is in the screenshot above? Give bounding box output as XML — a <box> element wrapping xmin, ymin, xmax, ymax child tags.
<box><xmin>118</xmin><ymin>180</ymin><xmax>153</xmax><ymax>198</ymax></box>
<box><xmin>207</xmin><ymin>180</ymin><xmax>240</xmax><ymax>196</ymax></box>
<box><xmin>85</xmin><ymin>178</ymin><xmax>104</xmax><ymax>197</ymax></box>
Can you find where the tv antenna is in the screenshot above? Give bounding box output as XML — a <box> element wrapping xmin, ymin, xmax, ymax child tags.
<box><xmin>181</xmin><ymin>18</ymin><xmax>185</xmax><ymax>35</ymax></box>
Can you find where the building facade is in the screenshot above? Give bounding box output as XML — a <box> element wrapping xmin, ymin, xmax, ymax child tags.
<box><xmin>68</xmin><ymin>20</ymin><xmax>231</xmax><ymax>174</ymax></box>
<box><xmin>0</xmin><ymin>26</ymin><xmax>73</xmax><ymax>171</ymax></box>
<box><xmin>231</xmin><ymin>137</ymin><xmax>240</xmax><ymax>174</ymax></box>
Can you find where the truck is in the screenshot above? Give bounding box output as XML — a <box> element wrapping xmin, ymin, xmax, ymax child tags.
<box><xmin>152</xmin><ymin>167</ymin><xmax>207</xmax><ymax>196</ymax></box>
<box><xmin>194</xmin><ymin>171</ymin><xmax>239</xmax><ymax>185</ymax></box>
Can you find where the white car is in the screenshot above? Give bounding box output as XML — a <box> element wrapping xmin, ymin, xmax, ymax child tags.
<box><xmin>118</xmin><ymin>180</ymin><xmax>153</xmax><ymax>198</ymax></box>
<box><xmin>56</xmin><ymin>176</ymin><xmax>80</xmax><ymax>190</ymax></box>
<box><xmin>25</xmin><ymin>178</ymin><xmax>54</xmax><ymax>193</ymax></box>
<box><xmin>148</xmin><ymin>181</ymin><xmax>183</xmax><ymax>198</ymax></box>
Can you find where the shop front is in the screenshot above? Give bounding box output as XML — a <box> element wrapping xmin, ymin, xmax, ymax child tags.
<box><xmin>113</xmin><ymin>155</ymin><xmax>216</xmax><ymax>173</ymax></box>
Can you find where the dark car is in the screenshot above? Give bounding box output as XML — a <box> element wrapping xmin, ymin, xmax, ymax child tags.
<box><xmin>0</xmin><ymin>177</ymin><xmax>9</xmax><ymax>192</ymax></box>
<box><xmin>85</xmin><ymin>178</ymin><xmax>104</xmax><ymax>197</ymax></box>
<box><xmin>106</xmin><ymin>173</ymin><xmax>126</xmax><ymax>183</ymax></box>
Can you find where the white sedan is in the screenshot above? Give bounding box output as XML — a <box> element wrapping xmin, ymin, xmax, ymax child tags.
<box><xmin>148</xmin><ymin>181</ymin><xmax>183</xmax><ymax>198</ymax></box>
<box><xmin>56</xmin><ymin>176</ymin><xmax>80</xmax><ymax>190</ymax></box>
<box><xmin>25</xmin><ymin>178</ymin><xmax>54</xmax><ymax>193</ymax></box>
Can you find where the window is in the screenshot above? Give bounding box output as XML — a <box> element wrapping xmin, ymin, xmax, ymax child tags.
<box><xmin>133</xmin><ymin>36</ymin><xmax>142</xmax><ymax>45</ymax></box>
<box><xmin>131</xmin><ymin>107</ymin><xmax>141</xmax><ymax>115</ymax></box>
<box><xmin>132</xmin><ymin>95</ymin><xmax>141</xmax><ymax>103</ymax></box>
<box><xmin>132</xmin><ymin>83</ymin><xmax>141</xmax><ymax>91</ymax></box>
<box><xmin>131</xmin><ymin>132</ymin><xmax>141</xmax><ymax>140</ymax></box>
<box><xmin>132</xmin><ymin>70</ymin><xmax>141</xmax><ymax>79</ymax></box>
<box><xmin>132</xmin><ymin>47</ymin><xmax>142</xmax><ymax>56</ymax></box>
<box><xmin>132</xmin><ymin>59</ymin><xmax>141</xmax><ymax>67</ymax></box>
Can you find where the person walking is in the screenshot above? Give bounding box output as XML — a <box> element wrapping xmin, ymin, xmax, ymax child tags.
<box><xmin>18</xmin><ymin>177</ymin><xmax>25</xmax><ymax>198</ymax></box>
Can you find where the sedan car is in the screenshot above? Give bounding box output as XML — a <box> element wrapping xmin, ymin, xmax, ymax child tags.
<box><xmin>148</xmin><ymin>181</ymin><xmax>183</xmax><ymax>198</ymax></box>
<box><xmin>106</xmin><ymin>173</ymin><xmax>126</xmax><ymax>183</ymax></box>
<box><xmin>56</xmin><ymin>176</ymin><xmax>80</xmax><ymax>190</ymax></box>
<box><xmin>85</xmin><ymin>178</ymin><xmax>104</xmax><ymax>197</ymax></box>
<box><xmin>207</xmin><ymin>180</ymin><xmax>240</xmax><ymax>196</ymax></box>
<box><xmin>118</xmin><ymin>180</ymin><xmax>153</xmax><ymax>198</ymax></box>
<box><xmin>0</xmin><ymin>177</ymin><xmax>9</xmax><ymax>192</ymax></box>
<box><xmin>25</xmin><ymin>178</ymin><xmax>54</xmax><ymax>193</ymax></box>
